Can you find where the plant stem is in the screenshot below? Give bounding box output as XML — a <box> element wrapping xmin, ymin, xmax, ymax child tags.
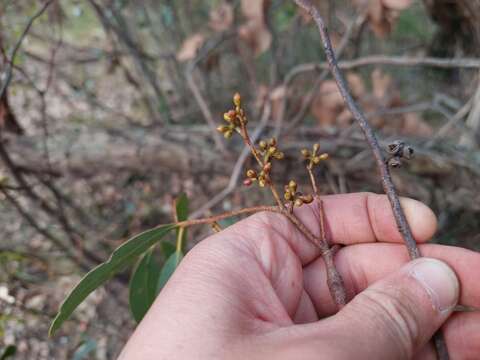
<box><xmin>293</xmin><ymin>0</ymin><xmax>447</xmax><ymax>357</ymax></box>
<box><xmin>240</xmin><ymin>122</ymin><xmax>286</xmax><ymax>210</ymax></box>
<box><xmin>306</xmin><ymin>164</ymin><xmax>319</xmax><ymax>196</ymax></box>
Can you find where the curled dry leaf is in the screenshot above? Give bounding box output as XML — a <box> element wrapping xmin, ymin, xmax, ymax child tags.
<box><xmin>238</xmin><ymin>21</ymin><xmax>272</xmax><ymax>56</ymax></box>
<box><xmin>176</xmin><ymin>34</ymin><xmax>205</xmax><ymax>62</ymax></box>
<box><xmin>352</xmin><ymin>0</ymin><xmax>412</xmax><ymax>37</ymax></box>
<box><xmin>209</xmin><ymin>2</ymin><xmax>234</xmax><ymax>32</ymax></box>
<box><xmin>238</xmin><ymin>0</ymin><xmax>272</xmax><ymax>56</ymax></box>
<box><xmin>311</xmin><ymin>73</ymin><xmax>365</xmax><ymax>126</ymax></box>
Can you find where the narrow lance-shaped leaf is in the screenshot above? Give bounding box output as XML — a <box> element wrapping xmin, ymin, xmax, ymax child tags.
<box><xmin>157</xmin><ymin>251</ymin><xmax>184</xmax><ymax>294</ymax></box>
<box><xmin>49</xmin><ymin>224</ymin><xmax>176</xmax><ymax>337</ymax></box>
<box><xmin>129</xmin><ymin>250</ymin><xmax>161</xmax><ymax>323</ymax></box>
<box><xmin>0</xmin><ymin>345</ymin><xmax>16</xmax><ymax>360</ymax></box>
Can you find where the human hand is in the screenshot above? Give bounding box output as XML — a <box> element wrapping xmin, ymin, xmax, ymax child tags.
<box><xmin>119</xmin><ymin>193</ymin><xmax>480</xmax><ymax>360</ymax></box>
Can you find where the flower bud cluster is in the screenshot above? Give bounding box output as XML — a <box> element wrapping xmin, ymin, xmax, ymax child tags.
<box><xmin>301</xmin><ymin>143</ymin><xmax>329</xmax><ymax>168</ymax></box>
<box><xmin>217</xmin><ymin>93</ymin><xmax>247</xmax><ymax>139</ymax></box>
<box><xmin>284</xmin><ymin>180</ymin><xmax>314</xmax><ymax>208</ymax></box>
<box><xmin>259</xmin><ymin>137</ymin><xmax>284</xmax><ymax>163</ymax></box>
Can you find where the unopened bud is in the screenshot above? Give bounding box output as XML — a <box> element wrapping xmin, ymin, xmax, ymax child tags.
<box><xmin>246</xmin><ymin>169</ymin><xmax>257</xmax><ymax>178</ymax></box>
<box><xmin>258</xmin><ymin>178</ymin><xmax>266</xmax><ymax>187</ymax></box>
<box><xmin>319</xmin><ymin>153</ymin><xmax>329</xmax><ymax>161</ymax></box>
<box><xmin>223</xmin><ymin>112</ymin><xmax>232</xmax><ymax>122</ymax></box>
<box><xmin>288</xmin><ymin>180</ymin><xmax>297</xmax><ymax>192</ymax></box>
<box><xmin>388</xmin><ymin>156</ymin><xmax>402</xmax><ymax>168</ymax></box>
<box><xmin>313</xmin><ymin>143</ymin><xmax>320</xmax><ymax>153</ymax></box>
<box><xmin>273</xmin><ymin>151</ymin><xmax>284</xmax><ymax>160</ymax></box>
<box><xmin>268</xmin><ymin>146</ymin><xmax>277</xmax><ymax>155</ymax></box>
<box><xmin>301</xmin><ymin>149</ymin><xmax>310</xmax><ymax>158</ymax></box>
<box><xmin>284</xmin><ymin>191</ymin><xmax>292</xmax><ymax>201</ymax></box>
<box><xmin>217</xmin><ymin>125</ymin><xmax>229</xmax><ymax>133</ymax></box>
<box><xmin>224</xmin><ymin>130</ymin><xmax>233</xmax><ymax>139</ymax></box>
<box><xmin>243</xmin><ymin>178</ymin><xmax>253</xmax><ymax>186</ymax></box>
<box><xmin>268</xmin><ymin>138</ymin><xmax>277</xmax><ymax>147</ymax></box>
<box><xmin>259</xmin><ymin>140</ymin><xmax>267</xmax><ymax>150</ymax></box>
<box><xmin>233</xmin><ymin>93</ymin><xmax>241</xmax><ymax>106</ymax></box>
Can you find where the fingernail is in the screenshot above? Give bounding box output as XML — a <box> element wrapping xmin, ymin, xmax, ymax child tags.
<box><xmin>409</xmin><ymin>258</ymin><xmax>459</xmax><ymax>314</ymax></box>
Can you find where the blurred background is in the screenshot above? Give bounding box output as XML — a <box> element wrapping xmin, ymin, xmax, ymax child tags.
<box><xmin>1</xmin><ymin>0</ymin><xmax>479</xmax><ymax>358</ymax></box>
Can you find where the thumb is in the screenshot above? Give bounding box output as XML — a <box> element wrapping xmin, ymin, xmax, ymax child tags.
<box><xmin>330</xmin><ymin>258</ymin><xmax>459</xmax><ymax>359</ymax></box>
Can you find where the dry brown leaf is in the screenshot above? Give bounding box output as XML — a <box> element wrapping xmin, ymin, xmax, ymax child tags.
<box><xmin>346</xmin><ymin>72</ymin><xmax>366</xmax><ymax>98</ymax></box>
<box><xmin>209</xmin><ymin>2</ymin><xmax>234</xmax><ymax>32</ymax></box>
<box><xmin>371</xmin><ymin>69</ymin><xmax>393</xmax><ymax>100</ymax></box>
<box><xmin>176</xmin><ymin>34</ymin><xmax>205</xmax><ymax>62</ymax></box>
<box><xmin>241</xmin><ymin>0</ymin><xmax>269</xmax><ymax>21</ymax></box>
<box><xmin>352</xmin><ymin>0</ymin><xmax>412</xmax><ymax>37</ymax></box>
<box><xmin>383</xmin><ymin>0</ymin><xmax>412</xmax><ymax>10</ymax></box>
<box><xmin>238</xmin><ymin>21</ymin><xmax>272</xmax><ymax>56</ymax></box>
<box><xmin>402</xmin><ymin>112</ymin><xmax>434</xmax><ymax>136</ymax></box>
<box><xmin>239</xmin><ymin>0</ymin><xmax>272</xmax><ymax>56</ymax></box>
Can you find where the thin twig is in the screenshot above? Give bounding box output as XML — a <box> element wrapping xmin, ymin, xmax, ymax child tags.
<box><xmin>293</xmin><ymin>0</ymin><xmax>448</xmax><ymax>357</ymax></box>
<box><xmin>0</xmin><ymin>0</ymin><xmax>54</xmax><ymax>99</ymax></box>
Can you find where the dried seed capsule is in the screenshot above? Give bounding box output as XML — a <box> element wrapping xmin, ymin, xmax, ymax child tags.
<box><xmin>259</xmin><ymin>140</ymin><xmax>267</xmax><ymax>150</ymax></box>
<box><xmin>288</xmin><ymin>180</ymin><xmax>297</xmax><ymax>192</ymax></box>
<box><xmin>301</xmin><ymin>149</ymin><xmax>310</xmax><ymax>158</ymax></box>
<box><xmin>233</xmin><ymin>93</ymin><xmax>241</xmax><ymax>106</ymax></box>
<box><xmin>388</xmin><ymin>156</ymin><xmax>402</xmax><ymax>168</ymax></box>
<box><xmin>246</xmin><ymin>169</ymin><xmax>257</xmax><ymax>178</ymax></box>
<box><xmin>387</xmin><ymin>140</ymin><xmax>404</xmax><ymax>156</ymax></box>
<box><xmin>294</xmin><ymin>198</ymin><xmax>304</xmax><ymax>207</ymax></box>
<box><xmin>243</xmin><ymin>179</ymin><xmax>253</xmax><ymax>186</ymax></box>
<box><xmin>403</xmin><ymin>146</ymin><xmax>414</xmax><ymax>160</ymax></box>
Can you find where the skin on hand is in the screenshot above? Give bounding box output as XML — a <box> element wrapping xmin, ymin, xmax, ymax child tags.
<box><xmin>118</xmin><ymin>193</ymin><xmax>480</xmax><ymax>360</ymax></box>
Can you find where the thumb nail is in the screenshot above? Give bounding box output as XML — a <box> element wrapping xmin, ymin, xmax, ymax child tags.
<box><xmin>409</xmin><ymin>258</ymin><xmax>459</xmax><ymax>314</ymax></box>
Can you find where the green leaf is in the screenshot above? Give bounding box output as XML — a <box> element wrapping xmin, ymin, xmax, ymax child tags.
<box><xmin>0</xmin><ymin>345</ymin><xmax>16</xmax><ymax>360</ymax></box>
<box><xmin>160</xmin><ymin>241</ymin><xmax>176</xmax><ymax>259</ymax></box>
<box><xmin>73</xmin><ymin>339</ymin><xmax>96</xmax><ymax>360</ymax></box>
<box><xmin>129</xmin><ymin>250</ymin><xmax>161</xmax><ymax>323</ymax></box>
<box><xmin>49</xmin><ymin>224</ymin><xmax>176</xmax><ymax>337</ymax></box>
<box><xmin>175</xmin><ymin>193</ymin><xmax>189</xmax><ymax>222</ymax></box>
<box><xmin>156</xmin><ymin>251</ymin><xmax>183</xmax><ymax>294</ymax></box>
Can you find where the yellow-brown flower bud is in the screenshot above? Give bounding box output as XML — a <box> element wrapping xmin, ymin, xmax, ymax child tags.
<box><xmin>273</xmin><ymin>151</ymin><xmax>284</xmax><ymax>160</ymax></box>
<box><xmin>294</xmin><ymin>198</ymin><xmax>304</xmax><ymax>207</ymax></box>
<box><xmin>318</xmin><ymin>153</ymin><xmax>329</xmax><ymax>161</ymax></box>
<box><xmin>217</xmin><ymin>125</ymin><xmax>229</xmax><ymax>133</ymax></box>
<box><xmin>284</xmin><ymin>191</ymin><xmax>292</xmax><ymax>201</ymax></box>
<box><xmin>259</xmin><ymin>140</ymin><xmax>267</xmax><ymax>150</ymax></box>
<box><xmin>224</xmin><ymin>130</ymin><xmax>233</xmax><ymax>139</ymax></box>
<box><xmin>301</xmin><ymin>149</ymin><xmax>310</xmax><ymax>158</ymax></box>
<box><xmin>268</xmin><ymin>138</ymin><xmax>277</xmax><ymax>147</ymax></box>
<box><xmin>288</xmin><ymin>180</ymin><xmax>297</xmax><ymax>192</ymax></box>
<box><xmin>313</xmin><ymin>143</ymin><xmax>320</xmax><ymax>153</ymax></box>
<box><xmin>268</xmin><ymin>146</ymin><xmax>277</xmax><ymax>155</ymax></box>
<box><xmin>233</xmin><ymin>93</ymin><xmax>241</xmax><ymax>107</ymax></box>
<box><xmin>246</xmin><ymin>169</ymin><xmax>257</xmax><ymax>178</ymax></box>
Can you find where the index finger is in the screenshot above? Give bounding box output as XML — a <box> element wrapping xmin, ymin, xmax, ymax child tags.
<box><xmin>254</xmin><ymin>192</ymin><xmax>437</xmax><ymax>265</ymax></box>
